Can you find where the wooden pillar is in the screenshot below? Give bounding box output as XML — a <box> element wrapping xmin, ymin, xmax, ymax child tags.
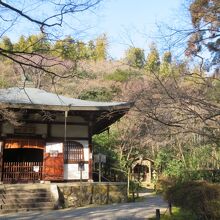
<box><xmin>88</xmin><ymin>120</ymin><xmax>93</xmax><ymax>181</ymax></box>
<box><xmin>0</xmin><ymin>141</ymin><xmax>3</xmax><ymax>182</ymax></box>
<box><xmin>149</xmin><ymin>160</ymin><xmax>152</xmax><ymax>183</ymax></box>
<box><xmin>47</xmin><ymin>123</ymin><xmax>51</xmax><ymax>138</ymax></box>
<box><xmin>89</xmin><ymin>144</ymin><xmax>93</xmax><ymax>180</ymax></box>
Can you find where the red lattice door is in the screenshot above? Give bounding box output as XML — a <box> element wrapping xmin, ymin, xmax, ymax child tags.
<box><xmin>43</xmin><ymin>143</ymin><xmax>64</xmax><ymax>181</ymax></box>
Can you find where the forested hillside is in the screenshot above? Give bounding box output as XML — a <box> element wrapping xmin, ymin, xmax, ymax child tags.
<box><xmin>1</xmin><ymin>32</ymin><xmax>220</xmax><ymax>185</ymax></box>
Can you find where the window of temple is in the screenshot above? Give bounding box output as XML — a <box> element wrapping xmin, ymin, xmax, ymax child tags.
<box><xmin>64</xmin><ymin>141</ymin><xmax>84</xmax><ymax>163</ymax></box>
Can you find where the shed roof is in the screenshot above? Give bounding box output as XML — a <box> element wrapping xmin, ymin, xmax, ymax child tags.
<box><xmin>0</xmin><ymin>87</ymin><xmax>131</xmax><ymax>111</ymax></box>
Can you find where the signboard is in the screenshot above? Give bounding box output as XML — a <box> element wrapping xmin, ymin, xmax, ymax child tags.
<box><xmin>94</xmin><ymin>153</ymin><xmax>106</xmax><ymax>182</ymax></box>
<box><xmin>50</xmin><ymin>150</ymin><xmax>59</xmax><ymax>157</ymax></box>
<box><xmin>78</xmin><ymin>161</ymin><xmax>85</xmax><ymax>171</ymax></box>
<box><xmin>94</xmin><ymin>153</ymin><xmax>106</xmax><ymax>163</ymax></box>
<box><xmin>33</xmin><ymin>166</ymin><xmax>39</xmax><ymax>172</ymax></box>
<box><xmin>46</xmin><ymin>143</ymin><xmax>63</xmax><ymax>153</ymax></box>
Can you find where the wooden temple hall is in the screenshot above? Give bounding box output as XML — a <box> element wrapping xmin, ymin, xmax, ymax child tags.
<box><xmin>0</xmin><ymin>87</ymin><xmax>131</xmax><ymax>183</ymax></box>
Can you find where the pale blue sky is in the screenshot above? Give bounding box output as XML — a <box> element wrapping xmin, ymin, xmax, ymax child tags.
<box><xmin>89</xmin><ymin>0</ymin><xmax>186</xmax><ymax>59</ymax></box>
<box><xmin>7</xmin><ymin>0</ymin><xmax>187</xmax><ymax>59</ymax></box>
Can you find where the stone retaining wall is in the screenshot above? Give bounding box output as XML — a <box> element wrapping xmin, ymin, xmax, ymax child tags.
<box><xmin>57</xmin><ymin>182</ymin><xmax>127</xmax><ymax>208</ymax></box>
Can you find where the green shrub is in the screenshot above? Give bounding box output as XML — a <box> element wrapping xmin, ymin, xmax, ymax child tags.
<box><xmin>76</xmin><ymin>70</ymin><xmax>96</xmax><ymax>79</ymax></box>
<box><xmin>129</xmin><ymin>180</ymin><xmax>141</xmax><ymax>201</ymax></box>
<box><xmin>78</xmin><ymin>86</ymin><xmax>121</xmax><ymax>102</ymax></box>
<box><xmin>130</xmin><ymin>180</ymin><xmax>140</xmax><ymax>193</ymax></box>
<box><xmin>164</xmin><ymin>181</ymin><xmax>220</xmax><ymax>220</ymax></box>
<box><xmin>78</xmin><ymin>87</ymin><xmax>113</xmax><ymax>101</ymax></box>
<box><xmin>105</xmin><ymin>69</ymin><xmax>139</xmax><ymax>82</ymax></box>
<box><xmin>163</xmin><ymin>159</ymin><xmax>185</xmax><ymax>179</ymax></box>
<box><xmin>156</xmin><ymin>176</ymin><xmax>176</xmax><ymax>193</ymax></box>
<box><xmin>0</xmin><ymin>78</ymin><xmax>8</xmax><ymax>88</ymax></box>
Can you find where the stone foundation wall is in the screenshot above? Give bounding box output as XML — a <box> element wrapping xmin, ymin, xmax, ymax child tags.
<box><xmin>57</xmin><ymin>182</ymin><xmax>127</xmax><ymax>208</ymax></box>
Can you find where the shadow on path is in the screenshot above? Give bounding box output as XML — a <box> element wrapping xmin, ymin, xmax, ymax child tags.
<box><xmin>0</xmin><ymin>189</ymin><xmax>167</xmax><ymax>220</ymax></box>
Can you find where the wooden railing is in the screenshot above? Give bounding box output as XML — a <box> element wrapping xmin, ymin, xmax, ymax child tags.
<box><xmin>2</xmin><ymin>162</ymin><xmax>43</xmax><ymax>183</ymax></box>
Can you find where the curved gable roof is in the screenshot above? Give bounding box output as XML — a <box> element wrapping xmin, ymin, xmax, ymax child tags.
<box><xmin>0</xmin><ymin>87</ymin><xmax>132</xmax><ymax>134</ymax></box>
<box><xmin>0</xmin><ymin>87</ymin><xmax>132</xmax><ymax>111</ymax></box>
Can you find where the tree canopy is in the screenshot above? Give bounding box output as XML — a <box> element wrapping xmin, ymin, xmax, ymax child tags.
<box><xmin>0</xmin><ymin>0</ymin><xmax>102</xmax><ymax>79</ymax></box>
<box><xmin>124</xmin><ymin>47</ymin><xmax>145</xmax><ymax>68</ymax></box>
<box><xmin>186</xmin><ymin>0</ymin><xmax>219</xmax><ymax>73</ymax></box>
<box><xmin>145</xmin><ymin>43</ymin><xmax>160</xmax><ymax>73</ymax></box>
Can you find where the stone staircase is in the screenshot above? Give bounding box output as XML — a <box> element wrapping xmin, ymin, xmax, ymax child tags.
<box><xmin>0</xmin><ymin>184</ymin><xmax>56</xmax><ymax>214</ymax></box>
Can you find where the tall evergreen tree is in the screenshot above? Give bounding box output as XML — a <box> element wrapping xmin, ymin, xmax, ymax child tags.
<box><xmin>0</xmin><ymin>37</ymin><xmax>13</xmax><ymax>51</ymax></box>
<box><xmin>95</xmin><ymin>34</ymin><xmax>107</xmax><ymax>61</ymax></box>
<box><xmin>125</xmin><ymin>47</ymin><xmax>145</xmax><ymax>68</ymax></box>
<box><xmin>145</xmin><ymin>43</ymin><xmax>160</xmax><ymax>73</ymax></box>
<box><xmin>14</xmin><ymin>35</ymin><xmax>27</xmax><ymax>52</ymax></box>
<box><xmin>87</xmin><ymin>40</ymin><xmax>96</xmax><ymax>60</ymax></box>
<box><xmin>53</xmin><ymin>36</ymin><xmax>76</xmax><ymax>59</ymax></box>
<box><xmin>160</xmin><ymin>51</ymin><xmax>172</xmax><ymax>77</ymax></box>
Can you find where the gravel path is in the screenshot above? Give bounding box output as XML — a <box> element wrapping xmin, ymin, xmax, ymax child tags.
<box><xmin>0</xmin><ymin>189</ymin><xmax>167</xmax><ymax>220</ymax></box>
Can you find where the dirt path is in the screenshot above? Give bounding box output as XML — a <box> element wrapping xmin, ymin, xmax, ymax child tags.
<box><xmin>1</xmin><ymin>189</ymin><xmax>167</xmax><ymax>220</ymax></box>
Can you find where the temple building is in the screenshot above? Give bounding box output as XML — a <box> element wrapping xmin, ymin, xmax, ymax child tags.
<box><xmin>0</xmin><ymin>87</ymin><xmax>131</xmax><ymax>183</ymax></box>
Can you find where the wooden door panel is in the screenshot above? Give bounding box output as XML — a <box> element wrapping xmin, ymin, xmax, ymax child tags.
<box><xmin>43</xmin><ymin>143</ymin><xmax>64</xmax><ymax>181</ymax></box>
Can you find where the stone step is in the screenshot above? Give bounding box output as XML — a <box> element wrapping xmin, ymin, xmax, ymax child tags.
<box><xmin>0</xmin><ymin>184</ymin><xmax>56</xmax><ymax>214</ymax></box>
<box><xmin>0</xmin><ymin>193</ymin><xmax>51</xmax><ymax>200</ymax></box>
<box><xmin>0</xmin><ymin>206</ymin><xmax>54</xmax><ymax>214</ymax></box>
<box><xmin>0</xmin><ymin>201</ymin><xmax>54</xmax><ymax>210</ymax></box>
<box><xmin>0</xmin><ymin>188</ymin><xmax>48</xmax><ymax>194</ymax></box>
<box><xmin>1</xmin><ymin>184</ymin><xmax>48</xmax><ymax>187</ymax></box>
<box><xmin>0</xmin><ymin>184</ymin><xmax>50</xmax><ymax>191</ymax></box>
<box><xmin>0</xmin><ymin>196</ymin><xmax>52</xmax><ymax>204</ymax></box>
